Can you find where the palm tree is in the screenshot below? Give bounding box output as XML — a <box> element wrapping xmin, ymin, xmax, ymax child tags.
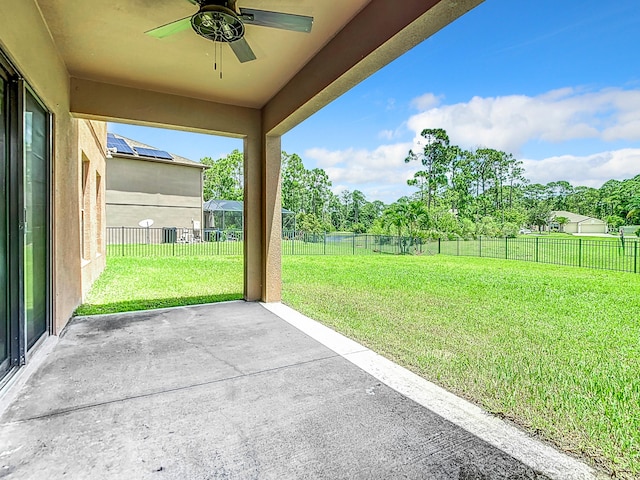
<box><xmin>625</xmin><ymin>196</ymin><xmax>640</xmax><ymax>224</ymax></box>
<box><xmin>555</xmin><ymin>216</ymin><xmax>569</xmax><ymax>233</ymax></box>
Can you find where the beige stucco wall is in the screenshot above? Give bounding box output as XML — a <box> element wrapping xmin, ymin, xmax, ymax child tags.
<box><xmin>78</xmin><ymin>120</ymin><xmax>107</xmax><ymax>300</ymax></box>
<box><xmin>0</xmin><ymin>0</ymin><xmax>82</xmax><ymax>334</ymax></box>
<box><xmin>106</xmin><ymin>156</ymin><xmax>204</xmax><ymax>229</ymax></box>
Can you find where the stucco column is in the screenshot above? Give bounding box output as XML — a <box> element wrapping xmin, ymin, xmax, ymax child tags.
<box><xmin>262</xmin><ymin>135</ymin><xmax>282</xmax><ymax>302</ymax></box>
<box><xmin>244</xmin><ymin>135</ymin><xmax>262</xmax><ymax>301</ymax></box>
<box><xmin>243</xmin><ymin>134</ymin><xmax>282</xmax><ymax>302</ymax></box>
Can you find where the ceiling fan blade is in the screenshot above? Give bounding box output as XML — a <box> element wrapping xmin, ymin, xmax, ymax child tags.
<box><xmin>145</xmin><ymin>17</ymin><xmax>192</xmax><ymax>39</ymax></box>
<box><xmin>229</xmin><ymin>37</ymin><xmax>257</xmax><ymax>63</ymax></box>
<box><xmin>239</xmin><ymin>8</ymin><xmax>313</xmax><ymax>33</ymax></box>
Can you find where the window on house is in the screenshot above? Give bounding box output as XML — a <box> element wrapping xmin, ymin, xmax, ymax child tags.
<box><xmin>95</xmin><ymin>172</ymin><xmax>102</xmax><ymax>254</ymax></box>
<box><xmin>81</xmin><ymin>157</ymin><xmax>90</xmax><ymax>260</ymax></box>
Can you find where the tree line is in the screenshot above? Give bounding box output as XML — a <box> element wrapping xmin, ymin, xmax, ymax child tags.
<box><xmin>201</xmin><ymin>131</ymin><xmax>640</xmax><ymax>238</ymax></box>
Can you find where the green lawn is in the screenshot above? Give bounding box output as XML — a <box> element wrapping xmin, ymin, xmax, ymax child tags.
<box><xmin>77</xmin><ymin>254</ymin><xmax>640</xmax><ymax>477</ymax></box>
<box><xmin>283</xmin><ymin>256</ymin><xmax>640</xmax><ymax>478</ymax></box>
<box><xmin>75</xmin><ymin>256</ymin><xmax>243</xmax><ymax>315</ymax></box>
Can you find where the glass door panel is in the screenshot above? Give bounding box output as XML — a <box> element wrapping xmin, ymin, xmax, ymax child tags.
<box><xmin>24</xmin><ymin>91</ymin><xmax>48</xmax><ymax>349</ymax></box>
<box><xmin>0</xmin><ymin>77</ymin><xmax>8</xmax><ymax>372</ymax></box>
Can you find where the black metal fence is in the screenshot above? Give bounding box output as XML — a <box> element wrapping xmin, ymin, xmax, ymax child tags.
<box><xmin>439</xmin><ymin>236</ymin><xmax>639</xmax><ymax>274</ymax></box>
<box><xmin>106</xmin><ymin>227</ymin><xmax>639</xmax><ymax>274</ymax></box>
<box><xmin>105</xmin><ymin>227</ymin><xmax>438</xmax><ymax>257</ymax></box>
<box><xmin>106</xmin><ymin>227</ymin><xmax>244</xmax><ymax>256</ymax></box>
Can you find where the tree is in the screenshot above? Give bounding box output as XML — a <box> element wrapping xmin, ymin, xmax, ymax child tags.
<box><xmin>528</xmin><ymin>202</ymin><xmax>553</xmax><ymax>233</ymax></box>
<box><xmin>306</xmin><ymin>168</ymin><xmax>332</xmax><ymax>220</ymax></box>
<box><xmin>605</xmin><ymin>215</ymin><xmax>625</xmax><ymax>230</ymax></box>
<box><xmin>625</xmin><ymin>196</ymin><xmax>640</xmax><ymax>224</ymax></box>
<box><xmin>296</xmin><ymin>212</ymin><xmax>326</xmax><ymax>235</ymax></box>
<box><xmin>360</xmin><ymin>200</ymin><xmax>385</xmax><ymax>231</ymax></box>
<box><xmin>201</xmin><ymin>149</ymin><xmax>243</xmax><ymax>201</ymax></box>
<box><xmin>281</xmin><ymin>152</ymin><xmax>307</xmax><ymax>214</ymax></box>
<box><xmin>405</xmin><ymin>128</ymin><xmax>451</xmax><ymax>210</ymax></box>
<box><xmin>554</xmin><ymin>216</ymin><xmax>569</xmax><ymax>232</ymax></box>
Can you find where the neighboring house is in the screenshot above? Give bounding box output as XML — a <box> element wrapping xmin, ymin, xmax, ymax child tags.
<box><xmin>106</xmin><ymin>133</ymin><xmax>207</xmax><ymax>230</ymax></box>
<box><xmin>551</xmin><ymin>211</ymin><xmax>607</xmax><ymax>234</ymax></box>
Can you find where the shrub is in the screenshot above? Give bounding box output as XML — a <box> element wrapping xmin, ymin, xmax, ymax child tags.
<box><xmin>460</xmin><ymin>218</ymin><xmax>476</xmax><ymax>240</ymax></box>
<box><xmin>501</xmin><ymin>222</ymin><xmax>519</xmax><ymax>238</ymax></box>
<box><xmin>477</xmin><ymin>216</ymin><xmax>500</xmax><ymax>237</ymax></box>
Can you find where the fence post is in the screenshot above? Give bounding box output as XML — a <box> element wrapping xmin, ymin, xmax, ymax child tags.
<box><xmin>634</xmin><ymin>241</ymin><xmax>638</xmax><ymax>274</ymax></box>
<box><xmin>121</xmin><ymin>226</ymin><xmax>125</xmax><ymax>256</ymax></box>
<box><xmin>324</xmin><ymin>232</ymin><xmax>326</xmax><ymax>255</ymax></box>
<box><xmin>438</xmin><ymin>237</ymin><xmax>441</xmax><ymax>255</ymax></box>
<box><xmin>578</xmin><ymin>238</ymin><xmax>582</xmax><ymax>267</ymax></box>
<box><xmin>352</xmin><ymin>233</ymin><xmax>356</xmax><ymax>255</ymax></box>
<box><xmin>457</xmin><ymin>237</ymin><xmax>460</xmax><ymax>256</ymax></box>
<box><xmin>292</xmin><ymin>233</ymin><xmax>295</xmax><ymax>255</ymax></box>
<box><xmin>479</xmin><ymin>236</ymin><xmax>482</xmax><ymax>257</ymax></box>
<box><xmin>535</xmin><ymin>236</ymin><xmax>539</xmax><ymax>263</ymax></box>
<box><xmin>505</xmin><ymin>237</ymin><xmax>508</xmax><ymax>259</ymax></box>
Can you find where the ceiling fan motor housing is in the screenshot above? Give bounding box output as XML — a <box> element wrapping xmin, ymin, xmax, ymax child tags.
<box><xmin>191</xmin><ymin>5</ymin><xmax>244</xmax><ymax>42</ymax></box>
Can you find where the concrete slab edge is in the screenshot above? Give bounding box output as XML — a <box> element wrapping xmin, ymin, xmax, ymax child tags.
<box><xmin>261</xmin><ymin>302</ymin><xmax>604</xmax><ymax>480</ymax></box>
<box><xmin>0</xmin><ymin>335</ymin><xmax>59</xmax><ymax>418</ymax></box>
<box><xmin>69</xmin><ymin>300</ymin><xmax>247</xmax><ymax>325</ymax></box>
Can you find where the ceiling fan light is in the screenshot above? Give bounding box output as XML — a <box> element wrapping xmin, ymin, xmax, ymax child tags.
<box><xmin>191</xmin><ymin>5</ymin><xmax>244</xmax><ymax>43</ymax></box>
<box><xmin>200</xmin><ymin>13</ymin><xmax>215</xmax><ymax>28</ymax></box>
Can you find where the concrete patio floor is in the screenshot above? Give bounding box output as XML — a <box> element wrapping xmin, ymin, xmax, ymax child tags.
<box><xmin>0</xmin><ymin>302</ymin><xmax>601</xmax><ymax>479</ymax></box>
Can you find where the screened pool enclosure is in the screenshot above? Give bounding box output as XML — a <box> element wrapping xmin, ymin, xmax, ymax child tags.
<box><xmin>203</xmin><ymin>199</ymin><xmax>295</xmax><ymax>231</ymax></box>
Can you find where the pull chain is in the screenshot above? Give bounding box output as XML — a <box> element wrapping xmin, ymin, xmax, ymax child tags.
<box><xmin>213</xmin><ymin>42</ymin><xmax>223</xmax><ymax>79</ymax></box>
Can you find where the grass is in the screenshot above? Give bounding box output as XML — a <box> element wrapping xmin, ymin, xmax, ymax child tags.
<box><xmin>282</xmin><ymin>255</ymin><xmax>640</xmax><ymax>478</ymax></box>
<box><xmin>77</xmin><ymin>254</ymin><xmax>640</xmax><ymax>476</ymax></box>
<box><xmin>75</xmin><ymin>256</ymin><xmax>243</xmax><ymax>315</ymax></box>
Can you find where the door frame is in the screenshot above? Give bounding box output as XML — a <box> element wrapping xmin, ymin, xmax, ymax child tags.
<box><xmin>0</xmin><ymin>48</ymin><xmax>52</xmax><ymax>383</ymax></box>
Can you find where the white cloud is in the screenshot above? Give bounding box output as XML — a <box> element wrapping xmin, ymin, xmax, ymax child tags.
<box><xmin>304</xmin><ymin>143</ymin><xmax>419</xmax><ymax>202</ymax></box>
<box><xmin>407</xmin><ymin>87</ymin><xmax>640</xmax><ymax>153</ymax></box>
<box><xmin>304</xmin><ymin>147</ymin><xmax>345</xmax><ymax>167</ymax></box>
<box><xmin>302</xmin><ymin>87</ymin><xmax>640</xmax><ymax>203</ymax></box>
<box><xmin>523</xmin><ymin>149</ymin><xmax>640</xmax><ymax>187</ymax></box>
<box><xmin>411</xmin><ymin>93</ymin><xmax>443</xmax><ymax>111</ymax></box>
<box><xmin>377</xmin><ymin>125</ymin><xmax>406</xmax><ymax>141</ymax></box>
<box><xmin>378</xmin><ymin>130</ymin><xmax>395</xmax><ymax>140</ymax></box>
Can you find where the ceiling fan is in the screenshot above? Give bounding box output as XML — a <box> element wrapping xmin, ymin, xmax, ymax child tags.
<box><xmin>145</xmin><ymin>0</ymin><xmax>314</xmax><ymax>63</ymax></box>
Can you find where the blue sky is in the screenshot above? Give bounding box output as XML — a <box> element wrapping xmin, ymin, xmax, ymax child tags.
<box><xmin>109</xmin><ymin>0</ymin><xmax>640</xmax><ymax>204</ymax></box>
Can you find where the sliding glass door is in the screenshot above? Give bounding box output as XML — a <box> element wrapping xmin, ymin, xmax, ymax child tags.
<box><xmin>0</xmin><ymin>53</ymin><xmax>50</xmax><ymax>382</ymax></box>
<box><xmin>24</xmin><ymin>90</ymin><xmax>48</xmax><ymax>349</ymax></box>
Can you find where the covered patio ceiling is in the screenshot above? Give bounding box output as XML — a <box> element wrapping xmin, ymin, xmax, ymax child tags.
<box><xmin>35</xmin><ymin>0</ymin><xmax>483</xmax><ymax>135</ymax></box>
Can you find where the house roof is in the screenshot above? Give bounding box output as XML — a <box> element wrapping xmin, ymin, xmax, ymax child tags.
<box><xmin>551</xmin><ymin>211</ymin><xmax>605</xmax><ymax>224</ymax></box>
<box><xmin>204</xmin><ymin>199</ymin><xmax>292</xmax><ymax>214</ymax></box>
<box><xmin>108</xmin><ymin>133</ymin><xmax>207</xmax><ymax>169</ymax></box>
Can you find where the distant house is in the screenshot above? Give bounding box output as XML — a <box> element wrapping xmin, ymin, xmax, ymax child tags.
<box><xmin>550</xmin><ymin>211</ymin><xmax>607</xmax><ymax>234</ymax></box>
<box><xmin>106</xmin><ymin>133</ymin><xmax>207</xmax><ymax>229</ymax></box>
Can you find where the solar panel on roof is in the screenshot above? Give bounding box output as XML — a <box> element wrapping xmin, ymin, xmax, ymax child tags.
<box><xmin>134</xmin><ymin>147</ymin><xmax>173</xmax><ymax>160</ymax></box>
<box><xmin>107</xmin><ymin>133</ymin><xmax>136</xmax><ymax>155</ymax></box>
